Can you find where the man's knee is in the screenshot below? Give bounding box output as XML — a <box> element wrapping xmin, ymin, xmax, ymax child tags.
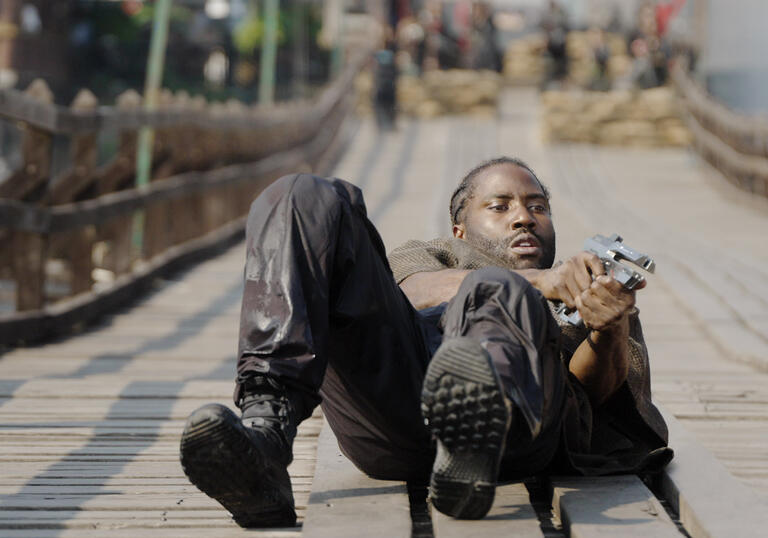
<box><xmin>250</xmin><ymin>173</ymin><xmax>363</xmax><ymax>219</ymax></box>
<box><xmin>251</xmin><ymin>173</ymin><xmax>333</xmax><ymax>211</ymax></box>
<box><xmin>456</xmin><ymin>266</ymin><xmax>549</xmax><ymax>321</ymax></box>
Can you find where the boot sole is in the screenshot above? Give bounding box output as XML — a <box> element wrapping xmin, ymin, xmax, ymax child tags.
<box><xmin>421</xmin><ymin>338</ymin><xmax>511</xmax><ymax>519</ymax></box>
<box><xmin>179</xmin><ymin>404</ymin><xmax>296</xmax><ymax>528</ymax></box>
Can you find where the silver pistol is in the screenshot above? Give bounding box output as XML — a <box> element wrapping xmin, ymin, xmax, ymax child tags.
<box><xmin>556</xmin><ymin>233</ymin><xmax>655</xmax><ymax>326</ymax></box>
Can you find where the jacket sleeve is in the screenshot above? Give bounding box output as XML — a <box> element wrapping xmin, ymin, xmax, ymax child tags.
<box><xmin>387</xmin><ymin>238</ymin><xmax>458</xmax><ymax>283</ymax></box>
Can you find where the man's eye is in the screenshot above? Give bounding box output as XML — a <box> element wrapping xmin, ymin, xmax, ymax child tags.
<box><xmin>489</xmin><ymin>204</ymin><xmax>508</xmax><ymax>211</ymax></box>
<box><xmin>528</xmin><ymin>204</ymin><xmax>548</xmax><ymax>213</ymax></box>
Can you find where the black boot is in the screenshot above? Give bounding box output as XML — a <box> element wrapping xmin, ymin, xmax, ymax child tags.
<box><xmin>421</xmin><ymin>337</ymin><xmax>512</xmax><ymax>519</ymax></box>
<box><xmin>180</xmin><ymin>376</ymin><xmax>298</xmax><ymax>528</ymax></box>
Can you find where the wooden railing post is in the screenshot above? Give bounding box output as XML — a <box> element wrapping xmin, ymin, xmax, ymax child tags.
<box><xmin>98</xmin><ymin>90</ymin><xmax>141</xmax><ymax>278</ymax></box>
<box><xmin>45</xmin><ymin>89</ymin><xmax>99</xmax><ymax>204</ymax></box>
<box><xmin>4</xmin><ymin>80</ymin><xmax>55</xmax><ymax>311</ymax></box>
<box><xmin>11</xmin><ymin>230</ymin><xmax>47</xmax><ymax>311</ymax></box>
<box><xmin>0</xmin><ymin>79</ymin><xmax>54</xmax><ymax>201</ymax></box>
<box><xmin>61</xmin><ymin>90</ymin><xmax>99</xmax><ymax>295</ymax></box>
<box><xmin>0</xmin><ymin>50</ymin><xmax>369</xmax><ymax>324</ymax></box>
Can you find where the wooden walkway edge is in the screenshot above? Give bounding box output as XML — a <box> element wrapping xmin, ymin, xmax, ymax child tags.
<box><xmin>302</xmin><ymin>422</ymin><xmax>412</xmax><ymax>538</ymax></box>
<box><xmin>302</xmin><ymin>410</ymin><xmax>768</xmax><ymax>538</ymax></box>
<box><xmin>658</xmin><ymin>405</ymin><xmax>768</xmax><ymax>538</ymax></box>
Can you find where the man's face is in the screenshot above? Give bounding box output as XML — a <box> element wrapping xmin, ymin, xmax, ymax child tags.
<box><xmin>453</xmin><ymin>164</ymin><xmax>556</xmax><ymax>270</ymax></box>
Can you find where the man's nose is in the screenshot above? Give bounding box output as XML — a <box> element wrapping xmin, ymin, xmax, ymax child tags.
<box><xmin>511</xmin><ymin>206</ymin><xmax>535</xmax><ymax>228</ymax></box>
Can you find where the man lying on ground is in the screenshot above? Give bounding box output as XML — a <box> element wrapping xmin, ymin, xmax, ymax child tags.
<box><xmin>179</xmin><ymin>156</ymin><xmax>672</xmax><ymax>527</ymax></box>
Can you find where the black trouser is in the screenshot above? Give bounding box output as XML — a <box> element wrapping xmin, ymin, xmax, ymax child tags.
<box><xmin>236</xmin><ymin>174</ymin><xmax>570</xmax><ymax>481</ymax></box>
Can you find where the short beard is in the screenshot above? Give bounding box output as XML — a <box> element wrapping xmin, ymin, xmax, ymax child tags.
<box><xmin>464</xmin><ymin>228</ymin><xmax>556</xmax><ymax>270</ymax></box>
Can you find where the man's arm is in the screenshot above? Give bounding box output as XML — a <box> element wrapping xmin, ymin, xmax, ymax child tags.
<box><xmin>399</xmin><ymin>269</ymin><xmax>470</xmax><ymax>309</ymax></box>
<box><xmin>399</xmin><ymin>251</ymin><xmax>605</xmax><ymax>309</ymax></box>
<box><xmin>568</xmin><ymin>275</ymin><xmax>641</xmax><ymax>405</ymax></box>
<box><xmin>399</xmin><ymin>254</ymin><xmax>639</xmax><ymax>405</ymax></box>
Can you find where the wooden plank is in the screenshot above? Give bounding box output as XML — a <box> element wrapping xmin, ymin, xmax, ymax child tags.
<box><xmin>432</xmin><ymin>481</ymin><xmax>543</xmax><ymax>537</ymax></box>
<box><xmin>658</xmin><ymin>405</ymin><xmax>768</xmax><ymax>538</ymax></box>
<box><xmin>549</xmin><ymin>475</ymin><xmax>681</xmax><ymax>538</ymax></box>
<box><xmin>302</xmin><ymin>421</ymin><xmax>412</xmax><ymax>538</ymax></box>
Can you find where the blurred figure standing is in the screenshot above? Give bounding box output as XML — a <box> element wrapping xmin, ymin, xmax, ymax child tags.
<box><xmin>469</xmin><ymin>2</ymin><xmax>502</xmax><ymax>72</ymax></box>
<box><xmin>373</xmin><ymin>27</ymin><xmax>398</xmax><ymax>130</ymax></box>
<box><xmin>626</xmin><ymin>0</ymin><xmax>683</xmax><ymax>89</ymax></box>
<box><xmin>541</xmin><ymin>0</ymin><xmax>569</xmax><ymax>89</ymax></box>
<box><xmin>589</xmin><ymin>27</ymin><xmax>611</xmax><ymax>91</ymax></box>
<box><xmin>396</xmin><ymin>16</ymin><xmax>427</xmax><ymax>75</ymax></box>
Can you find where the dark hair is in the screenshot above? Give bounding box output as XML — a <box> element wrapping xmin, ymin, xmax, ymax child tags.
<box><xmin>449</xmin><ymin>157</ymin><xmax>550</xmax><ymax>226</ymax></box>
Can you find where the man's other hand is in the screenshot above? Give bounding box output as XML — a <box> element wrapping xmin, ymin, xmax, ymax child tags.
<box><xmin>575</xmin><ymin>275</ymin><xmax>642</xmax><ymax>331</ymax></box>
<box><xmin>532</xmin><ymin>252</ymin><xmax>605</xmax><ymax>307</ymax></box>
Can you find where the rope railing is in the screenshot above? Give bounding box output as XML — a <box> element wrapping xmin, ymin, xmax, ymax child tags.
<box><xmin>671</xmin><ymin>60</ymin><xmax>768</xmax><ymax>196</ymax></box>
<box><xmin>0</xmin><ymin>50</ymin><xmax>370</xmax><ymax>344</ymax></box>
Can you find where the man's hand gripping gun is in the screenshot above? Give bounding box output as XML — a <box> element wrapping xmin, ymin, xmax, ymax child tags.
<box><xmin>556</xmin><ymin>233</ymin><xmax>656</xmax><ymax>326</ymax></box>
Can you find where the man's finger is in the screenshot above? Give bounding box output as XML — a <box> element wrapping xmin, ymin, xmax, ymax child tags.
<box><xmin>573</xmin><ymin>261</ymin><xmax>593</xmax><ymax>290</ymax></box>
<box><xmin>590</xmin><ymin>278</ymin><xmax>635</xmax><ymax>311</ymax></box>
<box><xmin>565</xmin><ymin>272</ymin><xmax>585</xmax><ymax>302</ymax></box>
<box><xmin>559</xmin><ymin>285</ymin><xmax>576</xmax><ymax>308</ymax></box>
<box><xmin>594</xmin><ymin>274</ymin><xmax>623</xmax><ymax>294</ymax></box>
<box><xmin>581</xmin><ymin>252</ymin><xmax>605</xmax><ymax>277</ymax></box>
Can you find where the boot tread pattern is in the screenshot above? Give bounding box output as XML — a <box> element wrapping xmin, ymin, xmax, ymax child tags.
<box><xmin>421</xmin><ymin>338</ymin><xmax>511</xmax><ymax>520</ymax></box>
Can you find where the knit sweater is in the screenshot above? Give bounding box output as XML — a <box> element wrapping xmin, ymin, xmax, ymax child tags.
<box><xmin>388</xmin><ymin>237</ymin><xmax>670</xmax><ymax>473</ymax></box>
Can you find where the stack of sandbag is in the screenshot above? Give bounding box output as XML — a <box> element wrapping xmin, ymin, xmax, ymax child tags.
<box><xmin>398</xmin><ymin>70</ymin><xmax>500</xmax><ymax>117</ymax></box>
<box><xmin>565</xmin><ymin>31</ymin><xmax>632</xmax><ymax>87</ymax></box>
<box><xmin>541</xmin><ymin>86</ymin><xmax>692</xmax><ymax>146</ymax></box>
<box><xmin>355</xmin><ymin>69</ymin><xmax>501</xmax><ymax>118</ymax></box>
<box><xmin>503</xmin><ymin>34</ymin><xmax>547</xmax><ymax>84</ymax></box>
<box><xmin>503</xmin><ymin>31</ymin><xmax>632</xmax><ymax>87</ymax></box>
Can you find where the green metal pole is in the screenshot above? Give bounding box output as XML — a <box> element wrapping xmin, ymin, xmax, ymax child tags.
<box><xmin>133</xmin><ymin>0</ymin><xmax>173</xmax><ymax>254</ymax></box>
<box><xmin>259</xmin><ymin>0</ymin><xmax>279</xmax><ymax>105</ymax></box>
<box><xmin>331</xmin><ymin>0</ymin><xmax>343</xmax><ymax>77</ymax></box>
<box><xmin>292</xmin><ymin>0</ymin><xmax>307</xmax><ymax>99</ymax></box>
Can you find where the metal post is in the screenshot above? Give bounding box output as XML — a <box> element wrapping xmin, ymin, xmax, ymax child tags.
<box><xmin>332</xmin><ymin>0</ymin><xmax>343</xmax><ymax>77</ymax></box>
<box><xmin>133</xmin><ymin>0</ymin><xmax>173</xmax><ymax>254</ymax></box>
<box><xmin>324</xmin><ymin>0</ymin><xmax>343</xmax><ymax>77</ymax></box>
<box><xmin>259</xmin><ymin>0</ymin><xmax>279</xmax><ymax>105</ymax></box>
<box><xmin>292</xmin><ymin>0</ymin><xmax>307</xmax><ymax>99</ymax></box>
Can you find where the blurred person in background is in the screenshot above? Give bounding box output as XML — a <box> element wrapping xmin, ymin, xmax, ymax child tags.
<box><xmin>469</xmin><ymin>1</ymin><xmax>502</xmax><ymax>72</ymax></box>
<box><xmin>627</xmin><ymin>0</ymin><xmax>684</xmax><ymax>89</ymax></box>
<box><xmin>373</xmin><ymin>26</ymin><xmax>398</xmax><ymax>130</ymax></box>
<box><xmin>541</xmin><ymin>0</ymin><xmax>569</xmax><ymax>89</ymax></box>
<box><xmin>418</xmin><ymin>0</ymin><xmax>445</xmax><ymax>71</ymax></box>
<box><xmin>396</xmin><ymin>15</ymin><xmax>427</xmax><ymax>75</ymax></box>
<box><xmin>588</xmin><ymin>27</ymin><xmax>611</xmax><ymax>91</ymax></box>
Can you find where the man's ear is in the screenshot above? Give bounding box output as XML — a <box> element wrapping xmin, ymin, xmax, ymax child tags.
<box><xmin>453</xmin><ymin>223</ymin><xmax>465</xmax><ymax>239</ymax></box>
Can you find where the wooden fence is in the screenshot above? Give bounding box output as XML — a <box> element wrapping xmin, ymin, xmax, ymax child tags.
<box><xmin>672</xmin><ymin>60</ymin><xmax>768</xmax><ymax>197</ymax></box>
<box><xmin>0</xmin><ymin>51</ymin><xmax>368</xmax><ymax>345</ymax></box>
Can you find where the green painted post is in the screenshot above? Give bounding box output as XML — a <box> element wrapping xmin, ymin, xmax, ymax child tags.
<box><xmin>259</xmin><ymin>0</ymin><xmax>279</xmax><ymax>105</ymax></box>
<box><xmin>292</xmin><ymin>0</ymin><xmax>307</xmax><ymax>99</ymax></box>
<box><xmin>133</xmin><ymin>0</ymin><xmax>173</xmax><ymax>254</ymax></box>
<box><xmin>331</xmin><ymin>0</ymin><xmax>344</xmax><ymax>77</ymax></box>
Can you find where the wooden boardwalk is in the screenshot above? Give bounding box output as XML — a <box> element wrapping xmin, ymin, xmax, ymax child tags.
<box><xmin>1</xmin><ymin>87</ymin><xmax>767</xmax><ymax>535</ymax></box>
<box><xmin>0</xmin><ymin>247</ymin><xmax>321</xmax><ymax>536</ymax></box>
